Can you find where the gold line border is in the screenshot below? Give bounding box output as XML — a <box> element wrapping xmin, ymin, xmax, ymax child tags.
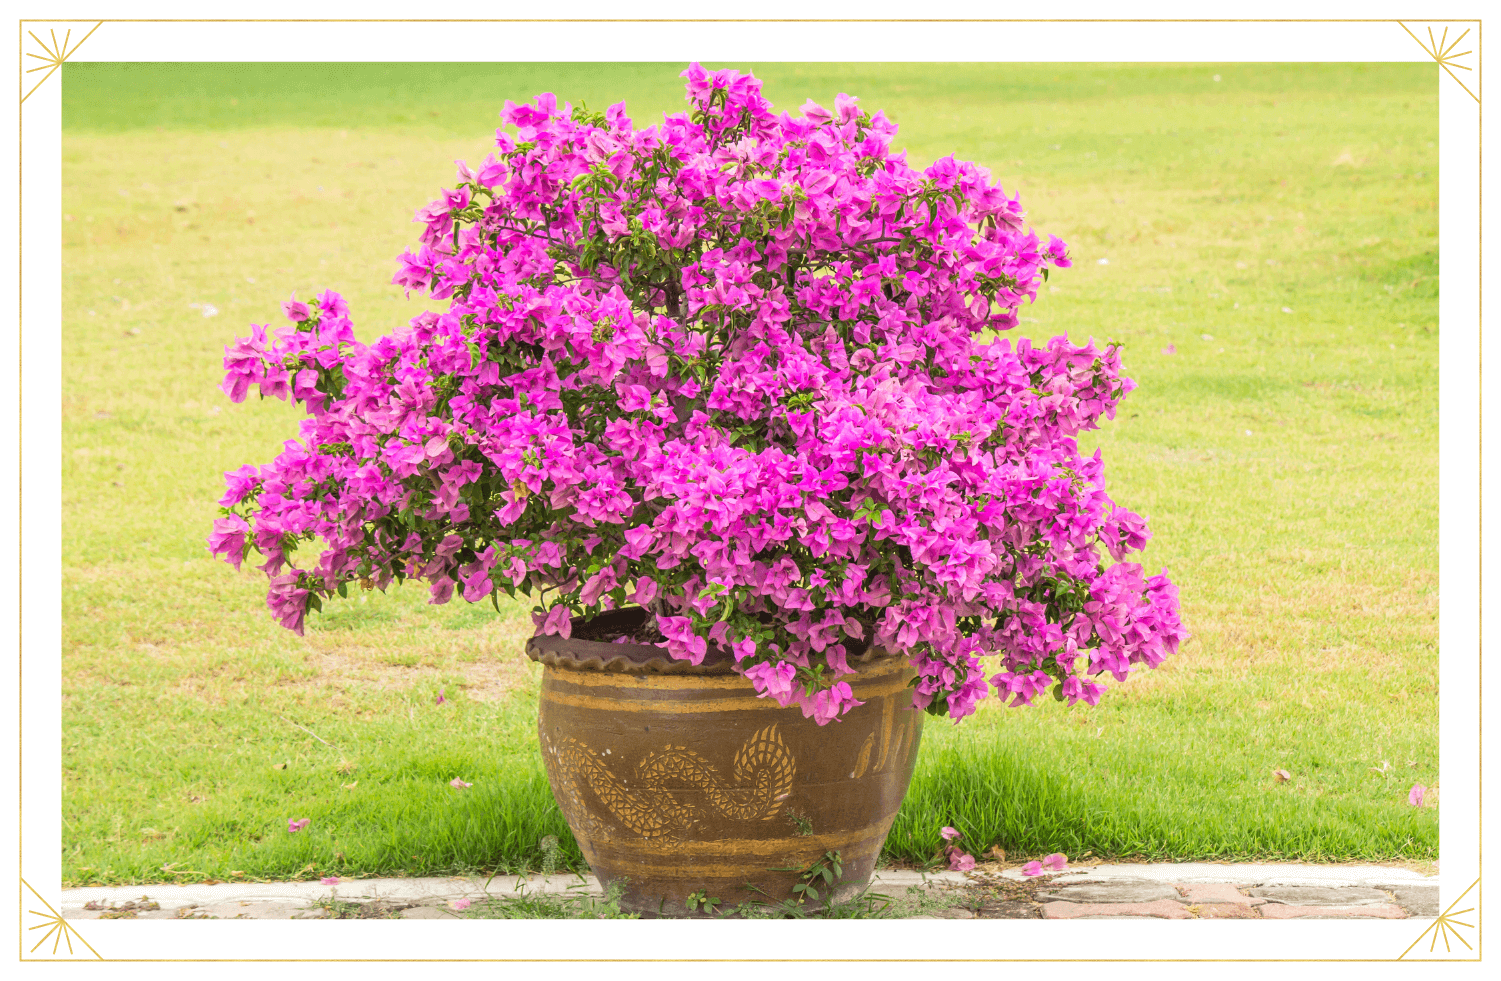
<box><xmin>9</xmin><ymin>17</ymin><xmax>1489</xmax><ymax>21</ymax></box>
<box><xmin>8</xmin><ymin>958</ymin><xmax>1486</xmax><ymax>963</ymax></box>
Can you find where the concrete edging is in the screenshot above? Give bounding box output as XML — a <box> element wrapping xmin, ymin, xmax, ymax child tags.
<box><xmin>58</xmin><ymin>864</ymin><xmax>1437</xmax><ymax>920</ymax></box>
<box><xmin>59</xmin><ymin>868</ymin><xmax>972</xmax><ymax>915</ymax></box>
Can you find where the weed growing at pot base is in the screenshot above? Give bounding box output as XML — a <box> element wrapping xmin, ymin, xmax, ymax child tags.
<box><xmin>718</xmin><ymin>890</ymin><xmax>904</xmax><ymax>919</ymax></box>
<box><xmin>62</xmin><ymin>62</ymin><xmax>1436</xmax><ymax>883</ymax></box>
<box><xmin>453</xmin><ymin>879</ymin><xmax>920</xmax><ymax>919</ymax></box>
<box><xmin>460</xmin><ymin>879</ymin><xmax>637</xmax><ymax>919</ymax></box>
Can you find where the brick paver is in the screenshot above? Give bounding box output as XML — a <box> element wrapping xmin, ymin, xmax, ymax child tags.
<box><xmin>1036</xmin><ymin>881</ymin><xmax>1183</xmax><ymax>904</ymax></box>
<box><xmin>1042</xmin><ymin>899</ymin><xmax>1195</xmax><ymax>920</ymax></box>
<box><xmin>1192</xmin><ymin>903</ymin><xmax>1261</xmax><ymax>919</ymax></box>
<box><xmin>1258</xmin><ymin>903</ymin><xmax>1409</xmax><ymax>920</ymax></box>
<box><xmin>1177</xmin><ymin>883</ymin><xmax>1261</xmax><ymax>906</ymax></box>
<box><xmin>1381</xmin><ymin>886</ymin><xmax>1440</xmax><ymax>917</ymax></box>
<box><xmin>1249</xmin><ymin>885</ymin><xmax>1393</xmax><ymax>906</ymax></box>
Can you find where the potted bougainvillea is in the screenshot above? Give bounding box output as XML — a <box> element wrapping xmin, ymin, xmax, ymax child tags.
<box><xmin>210</xmin><ymin>63</ymin><xmax>1186</xmax><ymax>917</ymax></box>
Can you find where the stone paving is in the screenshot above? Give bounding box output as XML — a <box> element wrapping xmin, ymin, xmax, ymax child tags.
<box><xmin>915</xmin><ymin>864</ymin><xmax>1441</xmax><ymax>920</ymax></box>
<box><xmin>1003</xmin><ymin>878</ymin><xmax>1431</xmax><ymax>921</ymax></box>
<box><xmin>60</xmin><ymin>863</ymin><xmax>1439</xmax><ymax>921</ymax></box>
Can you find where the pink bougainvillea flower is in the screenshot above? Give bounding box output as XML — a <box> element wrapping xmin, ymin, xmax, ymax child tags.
<box><xmin>435</xmin><ymin>688</ymin><xmax>446</xmax><ymax>706</ymax></box>
<box><xmin>1409</xmin><ymin>783</ymin><xmax>1426</xmax><ymax>807</ymax></box>
<box><xmin>1161</xmin><ymin>344</ymin><xmax>1177</xmax><ymax>355</ymax></box>
<box><xmin>744</xmin><ymin>661</ymin><xmax>798</xmax><ymax>703</ymax></box>
<box><xmin>212</xmin><ymin>63</ymin><xmax>1186</xmax><ymax>729</ymax></box>
<box><xmin>282</xmin><ymin>294</ymin><xmax>311</xmax><ymax>322</ymax></box>
<box><xmin>536</xmin><ymin>604</ymin><xmax>572</xmax><ymax>640</ymax></box>
<box><xmin>218</xmin><ymin>464</ymin><xmax>261</xmax><ymax>508</ymax></box>
<box><xmin>265</xmin><ymin>573</ymin><xmax>310</xmax><ymax>636</ymax></box>
<box><xmin>208</xmin><ymin>515</ymin><xmax>251</xmax><ymax>571</ymax></box>
<box><xmin>948</xmin><ymin>850</ymin><xmax>976</xmax><ymax>872</ymax></box>
<box><xmin>450</xmin><ymin>777</ymin><xmax>472</xmax><ymax>789</ymax></box>
<box><xmin>1042</xmin><ymin>853</ymin><xmax>1068</xmax><ymax>871</ymax></box>
<box><xmin>940</xmin><ymin>826</ymin><xmax>962</xmax><ymax>841</ymax></box>
<box><xmin>1020</xmin><ymin>861</ymin><xmax>1044</xmax><ymax>877</ymax></box>
<box><xmin>450</xmin><ymin>897</ymin><xmax>473</xmax><ymax>911</ymax></box>
<box><xmin>320</xmin><ymin>876</ymin><xmax>340</xmax><ymax>885</ymax></box>
<box><xmin>1273</xmin><ymin>769</ymin><xmax>1292</xmax><ymax>783</ymax></box>
<box><xmin>287</xmin><ymin>818</ymin><xmax>310</xmax><ymax>833</ymax></box>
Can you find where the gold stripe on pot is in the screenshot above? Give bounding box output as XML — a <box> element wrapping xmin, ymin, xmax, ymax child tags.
<box><xmin>537</xmin><ymin>683</ymin><xmax>913</xmax><ymax>715</ymax></box>
<box><xmin>546</xmin><ymin>655</ymin><xmax>912</xmax><ymax>689</ymax></box>
<box><xmin>586</xmin><ymin>817</ymin><xmax>895</xmax><ymax>860</ymax></box>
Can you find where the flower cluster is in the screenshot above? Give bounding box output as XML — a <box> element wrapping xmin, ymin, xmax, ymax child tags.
<box><xmin>212</xmin><ymin>64</ymin><xmax>1186</xmax><ymax>725</ymax></box>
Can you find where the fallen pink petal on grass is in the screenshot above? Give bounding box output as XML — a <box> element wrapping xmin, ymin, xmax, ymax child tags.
<box><xmin>287</xmin><ymin>818</ymin><xmax>310</xmax><ymax>833</ymax></box>
<box><xmin>450</xmin><ymin>898</ymin><xmax>473</xmax><ymax>911</ymax></box>
<box><xmin>947</xmin><ymin>850</ymin><xmax>976</xmax><ymax>872</ymax></box>
<box><xmin>320</xmin><ymin>876</ymin><xmax>340</xmax><ymax>885</ymax></box>
<box><xmin>1161</xmin><ymin>344</ymin><xmax>1176</xmax><ymax>355</ymax></box>
<box><xmin>450</xmin><ymin>777</ymin><xmax>472</xmax><ymax>789</ymax></box>
<box><xmin>435</xmin><ymin>688</ymin><xmax>446</xmax><ymax>706</ymax></box>
<box><xmin>1042</xmin><ymin>853</ymin><xmax>1068</xmax><ymax>871</ymax></box>
<box><xmin>1409</xmin><ymin>783</ymin><xmax>1426</xmax><ymax>807</ymax></box>
<box><xmin>940</xmin><ymin>826</ymin><xmax>962</xmax><ymax>841</ymax></box>
<box><xmin>1272</xmin><ymin>769</ymin><xmax>1291</xmax><ymax>783</ymax></box>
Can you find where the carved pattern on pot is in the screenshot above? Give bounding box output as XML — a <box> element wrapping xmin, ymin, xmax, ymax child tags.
<box><xmin>548</xmin><ymin>724</ymin><xmax>796</xmax><ymax>838</ymax></box>
<box><xmin>873</xmin><ymin>694</ymin><xmax>904</xmax><ymax>773</ymax></box>
<box><xmin>852</xmin><ymin>733</ymin><xmax>874</xmax><ymax>779</ymax></box>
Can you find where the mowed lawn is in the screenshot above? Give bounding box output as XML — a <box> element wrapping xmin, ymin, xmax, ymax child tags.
<box><xmin>60</xmin><ymin>63</ymin><xmax>1438</xmax><ymax>886</ymax></box>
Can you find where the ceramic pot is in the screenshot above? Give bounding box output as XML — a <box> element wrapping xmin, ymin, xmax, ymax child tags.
<box><xmin>526</xmin><ymin>606</ymin><xmax>923</xmax><ymax>918</ymax></box>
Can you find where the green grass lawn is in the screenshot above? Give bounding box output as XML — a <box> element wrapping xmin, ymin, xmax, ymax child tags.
<box><xmin>60</xmin><ymin>62</ymin><xmax>1437</xmax><ymax>886</ymax></box>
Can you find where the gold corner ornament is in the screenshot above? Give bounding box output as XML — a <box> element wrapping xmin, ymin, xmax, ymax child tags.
<box><xmin>22</xmin><ymin>878</ymin><xmax>101</xmax><ymax>959</ymax></box>
<box><xmin>21</xmin><ymin>22</ymin><xmax>102</xmax><ymax>105</ymax></box>
<box><xmin>1399</xmin><ymin>22</ymin><xmax>1480</xmax><ymax>104</ymax></box>
<box><xmin>1399</xmin><ymin>877</ymin><xmax>1478</xmax><ymax>959</ymax></box>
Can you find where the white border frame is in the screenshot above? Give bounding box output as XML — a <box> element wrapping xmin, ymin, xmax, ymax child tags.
<box><xmin>2</xmin><ymin>1</ymin><xmax>1487</xmax><ymax>970</ymax></box>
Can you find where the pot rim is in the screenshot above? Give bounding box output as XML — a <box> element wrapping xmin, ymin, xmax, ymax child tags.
<box><xmin>525</xmin><ymin>606</ymin><xmax>896</xmax><ymax>675</ymax></box>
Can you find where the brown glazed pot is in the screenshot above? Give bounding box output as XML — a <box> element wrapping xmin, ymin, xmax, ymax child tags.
<box><xmin>526</xmin><ymin>606</ymin><xmax>923</xmax><ymax>918</ymax></box>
